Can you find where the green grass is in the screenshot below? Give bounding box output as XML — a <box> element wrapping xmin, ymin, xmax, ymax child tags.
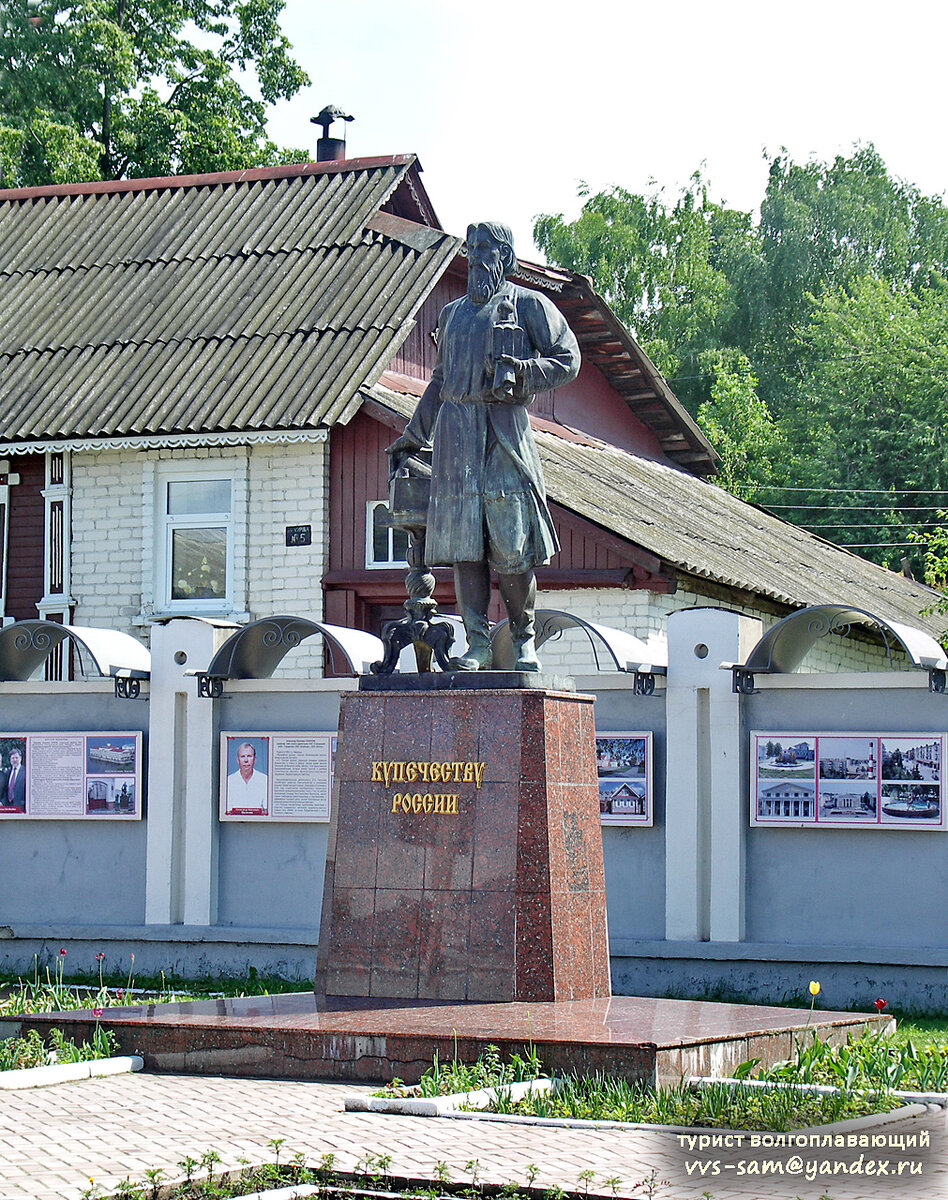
<box><xmin>748</xmin><ymin>1026</ymin><xmax>948</xmax><ymax>1092</ymax></box>
<box><xmin>81</xmin><ymin>1151</ymin><xmax>603</xmax><ymax>1200</ymax></box>
<box><xmin>376</xmin><ymin>1042</ymin><xmax>544</xmax><ymax>1098</ymax></box>
<box><xmin>486</xmin><ymin>1072</ymin><xmax>898</xmax><ymax>1131</ymax></box>
<box><xmin>375</xmin><ymin>1044</ymin><xmax>902</xmax><ymax>1132</ymax></box>
<box><xmin>0</xmin><ymin>959</ymin><xmax>305</xmax><ymax>1016</ymax></box>
<box><xmin>0</xmin><ymin>1025</ymin><xmax>118</xmax><ymax>1070</ymax></box>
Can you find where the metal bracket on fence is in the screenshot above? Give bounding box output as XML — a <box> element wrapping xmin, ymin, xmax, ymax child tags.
<box><xmin>113</xmin><ymin>676</ymin><xmax>141</xmax><ymax>700</ymax></box>
<box><xmin>929</xmin><ymin>668</ymin><xmax>947</xmax><ymax>694</ymax></box>
<box><xmin>632</xmin><ymin>670</ymin><xmax>656</xmax><ymax>696</ymax></box>
<box><xmin>196</xmin><ymin>674</ymin><xmax>224</xmax><ymax>699</ymax></box>
<box><xmin>732</xmin><ymin>667</ymin><xmax>757</xmax><ymax>695</ymax></box>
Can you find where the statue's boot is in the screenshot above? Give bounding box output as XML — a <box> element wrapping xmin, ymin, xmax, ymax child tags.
<box><xmin>450</xmin><ymin>561</ymin><xmax>494</xmax><ymax>670</ymax></box>
<box><xmin>498</xmin><ymin>569</ymin><xmax>539</xmax><ymax>672</ymax></box>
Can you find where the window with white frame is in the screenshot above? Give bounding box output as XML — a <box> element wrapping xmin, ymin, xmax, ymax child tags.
<box><xmin>366</xmin><ymin>500</ymin><xmax>409</xmax><ymax>568</ymax></box>
<box><xmin>159</xmin><ymin>473</ymin><xmax>234</xmax><ymax>610</ymax></box>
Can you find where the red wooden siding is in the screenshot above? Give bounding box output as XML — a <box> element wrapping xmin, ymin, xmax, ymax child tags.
<box><xmin>324</xmin><ymin>411</ymin><xmax>675</xmax><ymax>650</ymax></box>
<box><xmin>386</xmin><ymin>265</ymin><xmax>671</xmax><ymax>456</ymax></box>
<box><xmin>387</xmin><ymin>272</ymin><xmax>458</xmax><ymax>380</ymax></box>
<box><xmin>6</xmin><ymin>454</ymin><xmax>45</xmax><ymax>620</ymax></box>
<box><xmin>328</xmin><ymin>411</ymin><xmax>393</xmax><ymax>573</ymax></box>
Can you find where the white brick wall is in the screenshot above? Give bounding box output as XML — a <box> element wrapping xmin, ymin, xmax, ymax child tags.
<box><xmin>67</xmin><ymin>442</ymin><xmax>907</xmax><ymax>680</ymax></box>
<box><xmin>245</xmin><ymin>442</ymin><xmax>329</xmax><ymax>676</ymax></box>
<box><xmin>532</xmin><ymin>584</ymin><xmax>907</xmax><ymax>675</ymax></box>
<box><xmin>70</xmin><ymin>440</ymin><xmax>330</xmax><ymax>678</ymax></box>
<box><xmin>71</xmin><ymin>450</ymin><xmax>144</xmax><ymax>629</ymax></box>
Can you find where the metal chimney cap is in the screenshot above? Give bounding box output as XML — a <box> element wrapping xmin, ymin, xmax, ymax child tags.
<box><xmin>311</xmin><ymin>106</ymin><xmax>354</xmax><ymax>138</ymax></box>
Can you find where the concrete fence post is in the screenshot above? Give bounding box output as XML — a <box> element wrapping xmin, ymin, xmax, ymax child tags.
<box><xmin>665</xmin><ymin>608</ymin><xmax>762</xmax><ymax>943</ymax></box>
<box><xmin>144</xmin><ymin>619</ymin><xmax>232</xmax><ymax>926</ymax></box>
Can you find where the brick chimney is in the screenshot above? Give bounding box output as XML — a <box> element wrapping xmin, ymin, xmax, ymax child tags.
<box><xmin>311</xmin><ymin>105</ymin><xmax>353</xmax><ymax>162</ymax></box>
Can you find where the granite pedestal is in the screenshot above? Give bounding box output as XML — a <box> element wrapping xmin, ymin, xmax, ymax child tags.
<box><xmin>314</xmin><ymin>685</ymin><xmax>611</xmax><ymax>1003</ymax></box>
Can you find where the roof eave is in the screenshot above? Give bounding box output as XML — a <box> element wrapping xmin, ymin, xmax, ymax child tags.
<box><xmin>0</xmin><ymin>154</ymin><xmax>421</xmax><ymax>203</ymax></box>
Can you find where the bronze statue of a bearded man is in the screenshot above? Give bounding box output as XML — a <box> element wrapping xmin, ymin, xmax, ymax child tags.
<box><xmin>389</xmin><ymin>221</ymin><xmax>581</xmax><ymax>672</ymax></box>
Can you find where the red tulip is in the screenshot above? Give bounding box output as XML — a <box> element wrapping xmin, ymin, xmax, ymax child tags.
<box><xmin>92</xmin><ymin>1007</ymin><xmax>103</xmax><ymax>1018</ymax></box>
<box><xmin>874</xmin><ymin>998</ymin><xmax>888</xmax><ymax>1011</ymax></box>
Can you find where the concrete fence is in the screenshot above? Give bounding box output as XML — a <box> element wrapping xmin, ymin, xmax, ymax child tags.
<box><xmin>0</xmin><ymin>611</ymin><xmax>946</xmax><ymax>1011</ymax></box>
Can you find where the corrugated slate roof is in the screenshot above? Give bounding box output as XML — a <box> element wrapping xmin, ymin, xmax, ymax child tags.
<box><xmin>367</xmin><ymin>381</ymin><xmax>943</xmax><ymax>636</ymax></box>
<box><xmin>0</xmin><ymin>158</ymin><xmax>460</xmax><ymax>437</ymax></box>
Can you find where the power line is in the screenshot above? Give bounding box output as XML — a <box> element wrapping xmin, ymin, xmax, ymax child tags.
<box><xmin>766</xmin><ymin>504</ymin><xmax>943</xmax><ymax>512</ymax></box>
<box><xmin>846</xmin><ymin>542</ymin><xmax>920</xmax><ymax>548</ymax></box>
<box><xmin>756</xmin><ymin>485</ymin><xmax>948</xmax><ymax>494</ymax></box>
<box><xmin>799</xmin><ymin>523</ymin><xmax>942</xmax><ymax>530</ymax></box>
<box><xmin>667</xmin><ymin>352</ymin><xmax>873</xmax><ymax>382</ymax></box>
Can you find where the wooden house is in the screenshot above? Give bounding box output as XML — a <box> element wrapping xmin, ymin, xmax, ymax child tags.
<box><xmin>0</xmin><ymin>153</ymin><xmax>940</xmax><ymax>674</ymax></box>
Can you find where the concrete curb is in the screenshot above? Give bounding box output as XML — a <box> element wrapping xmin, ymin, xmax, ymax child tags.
<box><xmin>0</xmin><ymin>1054</ymin><xmax>143</xmax><ymax>1090</ymax></box>
<box><xmin>345</xmin><ymin>1077</ymin><xmax>554</xmax><ymax>1116</ymax></box>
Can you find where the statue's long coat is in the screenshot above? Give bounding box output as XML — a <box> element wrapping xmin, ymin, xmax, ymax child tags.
<box><xmin>404</xmin><ymin>282</ymin><xmax>581</xmax><ymax>572</ymax></box>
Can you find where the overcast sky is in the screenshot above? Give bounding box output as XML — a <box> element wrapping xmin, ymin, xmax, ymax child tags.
<box><xmin>264</xmin><ymin>0</ymin><xmax>948</xmax><ymax>261</ymax></box>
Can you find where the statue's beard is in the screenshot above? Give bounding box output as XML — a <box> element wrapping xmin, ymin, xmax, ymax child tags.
<box><xmin>467</xmin><ymin>260</ymin><xmax>504</xmax><ymax>304</ymax></box>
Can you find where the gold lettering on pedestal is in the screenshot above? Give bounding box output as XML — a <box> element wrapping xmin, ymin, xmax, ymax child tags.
<box><xmin>372</xmin><ymin>760</ymin><xmax>483</xmax><ymax>817</ymax></box>
<box><xmin>390</xmin><ymin>792</ymin><xmax>459</xmax><ymax>815</ymax></box>
<box><xmin>371</xmin><ymin>761</ymin><xmax>485</xmax><ymax>788</ymax></box>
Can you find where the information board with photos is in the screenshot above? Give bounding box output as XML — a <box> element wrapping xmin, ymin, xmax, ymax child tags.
<box><xmin>596</xmin><ymin>732</ymin><xmax>653</xmax><ymax>826</ymax></box>
<box><xmin>751</xmin><ymin>732</ymin><xmax>947</xmax><ymax>830</ymax></box>
<box><xmin>0</xmin><ymin>732</ymin><xmax>142</xmax><ymax>819</ymax></box>
<box><xmin>219</xmin><ymin>732</ymin><xmax>335</xmax><ymax>822</ymax></box>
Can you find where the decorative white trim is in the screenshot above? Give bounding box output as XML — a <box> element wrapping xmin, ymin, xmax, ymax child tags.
<box><xmin>41</xmin><ymin>451</ymin><xmax>71</xmax><ymax>608</ymax></box>
<box><xmin>0</xmin><ymin>428</ymin><xmax>330</xmax><ymax>457</ymax></box>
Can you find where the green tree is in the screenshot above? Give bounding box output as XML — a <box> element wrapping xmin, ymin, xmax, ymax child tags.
<box><xmin>536</xmin><ymin>147</ymin><xmax>948</xmax><ymax>567</ymax></box>
<box><xmin>0</xmin><ymin>0</ymin><xmax>308</xmax><ymax>185</ymax></box>
<box><xmin>782</xmin><ymin>275</ymin><xmax>948</xmax><ymax>563</ymax></box>
<box><xmin>534</xmin><ymin>175</ymin><xmax>744</xmax><ymax>396</ymax></box>
<box><xmin>696</xmin><ymin>349</ymin><xmax>785</xmax><ymax>502</ymax></box>
<box><xmin>759</xmin><ymin>145</ymin><xmax>948</xmax><ymax>351</ymax></box>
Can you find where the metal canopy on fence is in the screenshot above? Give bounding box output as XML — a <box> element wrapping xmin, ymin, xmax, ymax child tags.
<box><xmin>728</xmin><ymin>604</ymin><xmax>948</xmax><ymax>694</ymax></box>
<box><xmin>0</xmin><ymin>620</ymin><xmax>150</xmax><ymax>696</ymax></box>
<box><xmin>196</xmin><ymin>616</ymin><xmax>385</xmax><ymax>696</ymax></box>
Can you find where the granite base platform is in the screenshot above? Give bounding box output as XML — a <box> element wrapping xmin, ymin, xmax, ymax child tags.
<box><xmin>21</xmin><ymin>993</ymin><xmax>888</xmax><ymax>1086</ymax></box>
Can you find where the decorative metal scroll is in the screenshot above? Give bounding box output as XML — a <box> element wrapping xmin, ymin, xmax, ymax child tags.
<box><xmin>742</xmin><ymin>605</ymin><xmax>948</xmax><ymax>676</ymax></box>
<box><xmin>490</xmin><ymin>610</ymin><xmax>668</xmax><ymax>677</ymax></box>
<box><xmin>0</xmin><ymin>621</ymin><xmax>150</xmax><ymax>686</ymax></box>
<box><xmin>201</xmin><ymin>616</ymin><xmax>385</xmax><ymax>685</ymax></box>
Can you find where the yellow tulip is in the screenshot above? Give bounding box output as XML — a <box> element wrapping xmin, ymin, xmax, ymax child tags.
<box><xmin>809</xmin><ymin>980</ymin><xmax>821</xmax><ymax>996</ymax></box>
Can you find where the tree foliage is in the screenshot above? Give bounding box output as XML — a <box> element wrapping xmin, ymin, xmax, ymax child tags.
<box><xmin>535</xmin><ymin>146</ymin><xmax>948</xmax><ymax>570</ymax></box>
<box><xmin>695</xmin><ymin>350</ymin><xmax>784</xmax><ymax>502</ymax></box>
<box><xmin>0</xmin><ymin>0</ymin><xmax>308</xmax><ymax>185</ymax></box>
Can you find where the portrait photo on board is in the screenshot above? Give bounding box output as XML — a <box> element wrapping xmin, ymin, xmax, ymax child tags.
<box><xmin>0</xmin><ymin>737</ymin><xmax>27</xmax><ymax>812</ymax></box>
<box><xmin>224</xmin><ymin>735</ymin><xmax>270</xmax><ymax>815</ymax></box>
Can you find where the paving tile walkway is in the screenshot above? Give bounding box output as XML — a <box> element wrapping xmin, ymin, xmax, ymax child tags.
<box><xmin>0</xmin><ymin>1073</ymin><xmax>944</xmax><ymax>1200</ymax></box>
